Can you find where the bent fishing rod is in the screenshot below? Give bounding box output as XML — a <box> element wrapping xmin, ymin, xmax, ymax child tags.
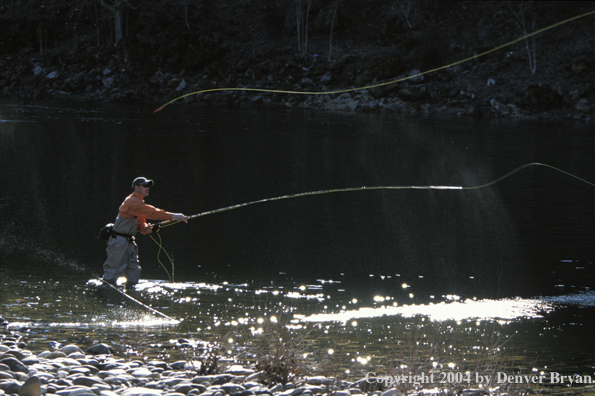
<box><xmin>153</xmin><ymin>162</ymin><xmax>595</xmax><ymax>230</ymax></box>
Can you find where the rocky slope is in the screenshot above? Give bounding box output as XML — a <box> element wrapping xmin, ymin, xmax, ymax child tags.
<box><xmin>0</xmin><ymin>1</ymin><xmax>593</xmax><ymax>120</ymax></box>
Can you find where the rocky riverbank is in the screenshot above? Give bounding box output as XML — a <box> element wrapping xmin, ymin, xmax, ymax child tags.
<box><xmin>1</xmin><ymin>38</ymin><xmax>592</xmax><ymax>122</ymax></box>
<box><xmin>0</xmin><ymin>334</ymin><xmax>423</xmax><ymax>396</ymax></box>
<box><xmin>1</xmin><ymin>2</ymin><xmax>593</xmax><ymax>121</ymax></box>
<box><xmin>2</xmin><ymin>335</ymin><xmax>337</xmax><ymax>396</ymax></box>
<box><xmin>0</xmin><ymin>331</ymin><xmax>544</xmax><ymax>396</ymax></box>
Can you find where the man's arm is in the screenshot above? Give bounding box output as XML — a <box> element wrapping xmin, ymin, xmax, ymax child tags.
<box><xmin>121</xmin><ymin>195</ymin><xmax>174</xmax><ymax>221</ymax></box>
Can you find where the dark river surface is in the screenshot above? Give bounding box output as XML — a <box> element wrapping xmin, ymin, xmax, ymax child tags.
<box><xmin>1</xmin><ymin>100</ymin><xmax>595</xmax><ymax>391</ymax></box>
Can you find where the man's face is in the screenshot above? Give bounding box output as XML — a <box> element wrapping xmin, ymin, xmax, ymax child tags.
<box><xmin>136</xmin><ymin>184</ymin><xmax>150</xmax><ymax>197</ymax></box>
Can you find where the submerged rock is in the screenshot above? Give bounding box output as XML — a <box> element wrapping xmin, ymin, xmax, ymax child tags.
<box><xmin>61</xmin><ymin>344</ymin><xmax>84</xmax><ymax>355</ymax></box>
<box><xmin>87</xmin><ymin>343</ymin><xmax>114</xmax><ymax>355</ymax></box>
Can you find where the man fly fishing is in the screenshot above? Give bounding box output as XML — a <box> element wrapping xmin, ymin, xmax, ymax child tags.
<box><xmin>101</xmin><ymin>177</ymin><xmax>187</xmax><ymax>289</ymax></box>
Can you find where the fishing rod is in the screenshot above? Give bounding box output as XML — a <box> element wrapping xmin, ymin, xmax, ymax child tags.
<box><xmin>154</xmin><ymin>162</ymin><xmax>595</xmax><ymax>230</ymax></box>
<box><xmin>146</xmin><ymin>161</ymin><xmax>594</xmax><ymax>284</ymax></box>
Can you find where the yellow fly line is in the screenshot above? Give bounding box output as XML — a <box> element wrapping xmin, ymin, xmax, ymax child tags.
<box><xmin>154</xmin><ymin>9</ymin><xmax>595</xmax><ymax>113</ymax></box>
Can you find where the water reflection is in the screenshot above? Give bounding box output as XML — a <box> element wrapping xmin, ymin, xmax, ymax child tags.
<box><xmin>539</xmin><ymin>290</ymin><xmax>595</xmax><ymax>307</ymax></box>
<box><xmin>302</xmin><ymin>296</ymin><xmax>555</xmax><ymax>323</ymax></box>
<box><xmin>2</xmin><ymin>276</ymin><xmax>595</xmax><ymax>384</ymax></box>
<box><xmin>8</xmin><ymin>316</ymin><xmax>177</xmax><ymax>329</ymax></box>
<box><xmin>2</xmin><ymin>278</ymin><xmax>584</xmax><ymax>330</ymax></box>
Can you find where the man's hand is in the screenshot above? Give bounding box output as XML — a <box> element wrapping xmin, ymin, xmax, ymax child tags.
<box><xmin>172</xmin><ymin>213</ymin><xmax>188</xmax><ymax>223</ymax></box>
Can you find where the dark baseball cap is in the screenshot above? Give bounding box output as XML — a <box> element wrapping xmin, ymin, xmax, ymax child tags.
<box><xmin>132</xmin><ymin>177</ymin><xmax>154</xmax><ymax>189</ymax></box>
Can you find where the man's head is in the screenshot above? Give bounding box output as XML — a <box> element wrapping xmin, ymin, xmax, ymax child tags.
<box><xmin>132</xmin><ymin>177</ymin><xmax>154</xmax><ymax>196</ymax></box>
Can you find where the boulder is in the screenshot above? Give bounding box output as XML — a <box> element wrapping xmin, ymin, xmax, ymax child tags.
<box><xmin>523</xmin><ymin>83</ymin><xmax>564</xmax><ymax>112</ymax></box>
<box><xmin>18</xmin><ymin>376</ymin><xmax>41</xmax><ymax>396</ymax></box>
<box><xmin>86</xmin><ymin>344</ymin><xmax>113</xmax><ymax>356</ymax></box>
<box><xmin>0</xmin><ymin>357</ymin><xmax>29</xmax><ymax>373</ymax></box>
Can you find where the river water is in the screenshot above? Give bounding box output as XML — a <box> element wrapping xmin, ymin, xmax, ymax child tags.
<box><xmin>1</xmin><ymin>100</ymin><xmax>594</xmax><ymax>391</ymax></box>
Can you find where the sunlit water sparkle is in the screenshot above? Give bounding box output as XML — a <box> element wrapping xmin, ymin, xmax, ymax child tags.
<box><xmin>302</xmin><ymin>297</ymin><xmax>555</xmax><ymax>323</ymax></box>
<box><xmin>3</xmin><ymin>277</ymin><xmax>594</xmax><ymax>383</ymax></box>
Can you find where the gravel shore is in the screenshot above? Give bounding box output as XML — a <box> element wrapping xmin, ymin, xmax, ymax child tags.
<box><xmin>0</xmin><ymin>335</ymin><xmax>390</xmax><ymax>396</ymax></box>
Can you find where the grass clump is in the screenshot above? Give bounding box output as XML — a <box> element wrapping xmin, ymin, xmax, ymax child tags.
<box><xmin>249</xmin><ymin>308</ymin><xmax>317</xmax><ymax>385</ymax></box>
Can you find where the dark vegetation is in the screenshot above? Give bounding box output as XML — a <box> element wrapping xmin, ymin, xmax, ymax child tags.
<box><xmin>0</xmin><ymin>1</ymin><xmax>593</xmax><ymax>119</ymax></box>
